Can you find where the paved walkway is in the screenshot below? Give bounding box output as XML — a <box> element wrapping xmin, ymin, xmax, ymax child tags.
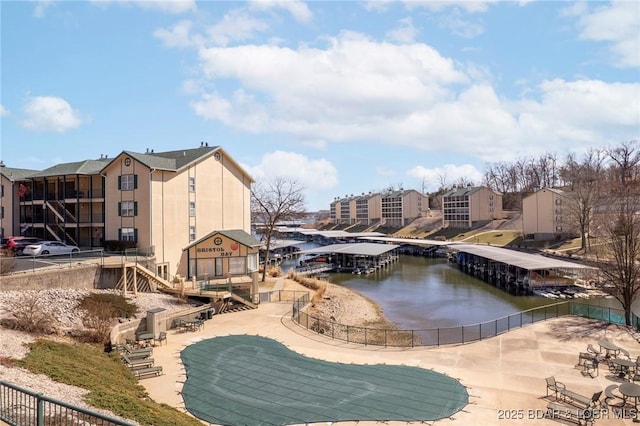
<box><xmin>140</xmin><ymin>303</ymin><xmax>640</xmax><ymax>425</ymax></box>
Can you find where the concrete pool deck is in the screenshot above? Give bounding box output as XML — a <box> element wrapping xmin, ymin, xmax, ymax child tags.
<box><xmin>139</xmin><ymin>303</ymin><xmax>640</xmax><ymax>425</ymax></box>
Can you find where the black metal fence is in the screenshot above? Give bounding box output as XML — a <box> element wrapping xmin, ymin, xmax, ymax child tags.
<box><xmin>287</xmin><ymin>292</ymin><xmax>638</xmax><ymax>348</ymax></box>
<box><xmin>0</xmin><ymin>381</ymin><xmax>135</xmax><ymax>426</ymax></box>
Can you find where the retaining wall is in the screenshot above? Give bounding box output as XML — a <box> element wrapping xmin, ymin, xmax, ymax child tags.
<box><xmin>0</xmin><ymin>265</ymin><xmax>102</xmax><ymax>291</ymax></box>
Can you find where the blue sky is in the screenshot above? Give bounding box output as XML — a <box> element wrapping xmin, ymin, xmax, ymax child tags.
<box><xmin>2</xmin><ymin>0</ymin><xmax>639</xmax><ymax>211</ymax></box>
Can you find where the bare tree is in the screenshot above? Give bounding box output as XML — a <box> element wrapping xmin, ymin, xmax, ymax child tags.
<box><xmin>591</xmin><ymin>192</ymin><xmax>640</xmax><ymax>325</ymax></box>
<box><xmin>252</xmin><ymin>177</ymin><xmax>306</xmax><ymax>282</ymax></box>
<box><xmin>606</xmin><ymin>140</ymin><xmax>640</xmax><ymax>189</ymax></box>
<box><xmin>585</xmin><ymin>141</ymin><xmax>640</xmax><ymax>325</ymax></box>
<box><xmin>560</xmin><ymin>149</ymin><xmax>605</xmax><ymax>252</ymax></box>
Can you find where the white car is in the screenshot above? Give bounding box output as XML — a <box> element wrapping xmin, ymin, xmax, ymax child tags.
<box><xmin>23</xmin><ymin>241</ymin><xmax>80</xmax><ymax>256</ymax></box>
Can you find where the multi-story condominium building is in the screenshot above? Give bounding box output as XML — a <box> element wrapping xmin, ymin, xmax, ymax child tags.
<box><xmin>13</xmin><ymin>158</ymin><xmax>110</xmax><ymax>248</ymax></box>
<box><xmin>330</xmin><ymin>190</ymin><xmax>426</xmax><ymax>227</ymax></box>
<box><xmin>7</xmin><ymin>145</ymin><xmax>254</xmax><ymax>281</ymax></box>
<box><xmin>101</xmin><ymin>145</ymin><xmax>253</xmax><ymax>279</ymax></box>
<box><xmin>522</xmin><ymin>187</ymin><xmax>575</xmax><ymax>240</ymax></box>
<box><xmin>441</xmin><ymin>186</ymin><xmax>502</xmax><ymax>228</ymax></box>
<box><xmin>0</xmin><ymin>163</ymin><xmax>39</xmax><ymax>239</ymax></box>
<box><xmin>329</xmin><ymin>198</ymin><xmax>339</xmax><ymax>223</ymax></box>
<box><xmin>355</xmin><ymin>192</ymin><xmax>381</xmax><ymax>225</ymax></box>
<box><xmin>381</xmin><ymin>189</ymin><xmax>427</xmax><ymax>227</ymax></box>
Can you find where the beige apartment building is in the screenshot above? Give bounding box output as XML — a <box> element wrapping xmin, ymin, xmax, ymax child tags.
<box><xmin>522</xmin><ymin>187</ymin><xmax>575</xmax><ymax>240</ymax></box>
<box><xmin>101</xmin><ymin>145</ymin><xmax>253</xmax><ymax>279</ymax></box>
<box><xmin>330</xmin><ymin>190</ymin><xmax>427</xmax><ymax>227</ymax></box>
<box><xmin>330</xmin><ymin>195</ymin><xmax>358</xmax><ymax>225</ymax></box>
<box><xmin>442</xmin><ymin>186</ymin><xmax>502</xmax><ymax>228</ymax></box>
<box><xmin>355</xmin><ymin>192</ymin><xmax>381</xmax><ymax>225</ymax></box>
<box><xmin>0</xmin><ymin>164</ymin><xmax>39</xmax><ymax>239</ymax></box>
<box><xmin>381</xmin><ymin>189</ymin><xmax>427</xmax><ymax>227</ymax></box>
<box><xmin>8</xmin><ymin>159</ymin><xmax>109</xmax><ymax>247</ymax></box>
<box><xmin>6</xmin><ymin>145</ymin><xmax>254</xmax><ymax>282</ymax></box>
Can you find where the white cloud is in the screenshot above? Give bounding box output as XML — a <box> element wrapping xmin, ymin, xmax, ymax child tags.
<box><xmin>154</xmin><ymin>20</ymin><xmax>193</xmax><ymax>48</ymax></box>
<box><xmin>249</xmin><ymin>0</ymin><xmax>312</xmax><ymax>23</ymax></box>
<box><xmin>403</xmin><ymin>0</ymin><xmax>497</xmax><ymax>14</ymax></box>
<box><xmin>34</xmin><ymin>0</ymin><xmax>54</xmax><ymax>18</ymax></box>
<box><xmin>386</xmin><ymin>17</ymin><xmax>418</xmax><ymax>43</ymax></box>
<box><xmin>0</xmin><ymin>105</ymin><xmax>9</xmax><ymax>117</ymax></box>
<box><xmin>204</xmin><ymin>9</ymin><xmax>269</xmax><ymax>47</ymax></box>
<box><xmin>192</xmin><ymin>32</ymin><xmax>467</xmax><ymax>129</ymax></box>
<box><xmin>438</xmin><ymin>9</ymin><xmax>485</xmax><ymax>38</ymax></box>
<box><xmin>407</xmin><ymin>164</ymin><xmax>484</xmax><ymax>191</ymax></box>
<box><xmin>245</xmin><ymin>151</ymin><xmax>338</xmax><ymax>192</ymax></box>
<box><xmin>570</xmin><ymin>0</ymin><xmax>640</xmax><ymax>68</ymax></box>
<box><xmin>183</xmin><ymin>30</ymin><xmax>637</xmax><ymax>166</ymax></box>
<box><xmin>91</xmin><ymin>0</ymin><xmax>196</xmax><ymax>14</ymax></box>
<box><xmin>20</xmin><ymin>96</ymin><xmax>83</xmax><ymax>132</ymax></box>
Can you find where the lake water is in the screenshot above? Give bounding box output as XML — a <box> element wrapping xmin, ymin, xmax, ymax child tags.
<box><xmin>329</xmin><ymin>255</ymin><xmax>615</xmax><ymax>330</ymax></box>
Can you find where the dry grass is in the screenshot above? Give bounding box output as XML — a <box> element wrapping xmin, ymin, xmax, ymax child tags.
<box><xmin>267</xmin><ymin>265</ymin><xmax>282</xmax><ymax>277</ymax></box>
<box><xmin>0</xmin><ymin>251</ymin><xmax>16</xmax><ymax>275</ymax></box>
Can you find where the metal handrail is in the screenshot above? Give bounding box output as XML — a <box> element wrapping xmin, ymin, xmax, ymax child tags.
<box><xmin>0</xmin><ymin>380</ymin><xmax>135</xmax><ymax>426</ymax></box>
<box><xmin>282</xmin><ymin>294</ymin><xmax>636</xmax><ymax>348</ymax></box>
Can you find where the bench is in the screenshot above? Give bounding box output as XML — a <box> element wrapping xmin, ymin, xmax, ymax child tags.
<box><xmin>121</xmin><ymin>354</ymin><xmax>154</xmax><ymax>369</ymax></box>
<box><xmin>132</xmin><ymin>366</ymin><xmax>163</xmax><ymax>379</ymax></box>
<box><xmin>559</xmin><ymin>389</ymin><xmax>601</xmax><ymax>408</ymax></box>
<box><xmin>547</xmin><ymin>401</ymin><xmax>594</xmax><ymax>425</ymax></box>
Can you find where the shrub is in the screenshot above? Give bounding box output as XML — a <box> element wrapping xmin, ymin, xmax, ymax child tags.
<box><xmin>267</xmin><ymin>266</ymin><xmax>281</xmax><ymax>277</ymax></box>
<box><xmin>3</xmin><ymin>292</ymin><xmax>58</xmax><ymax>334</ymax></box>
<box><xmin>78</xmin><ymin>293</ymin><xmax>138</xmax><ymax>343</ymax></box>
<box><xmin>80</xmin><ymin>293</ymin><xmax>138</xmax><ymax>318</ymax></box>
<box><xmin>0</xmin><ymin>251</ymin><xmax>16</xmax><ymax>275</ymax></box>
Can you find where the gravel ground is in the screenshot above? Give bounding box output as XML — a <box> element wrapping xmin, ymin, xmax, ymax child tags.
<box><xmin>0</xmin><ymin>289</ymin><xmax>189</xmax><ymax>423</ymax></box>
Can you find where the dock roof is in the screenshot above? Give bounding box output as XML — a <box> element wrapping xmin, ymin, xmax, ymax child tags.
<box><xmin>298</xmin><ymin>242</ymin><xmax>399</xmax><ymax>256</ymax></box>
<box><xmin>359</xmin><ymin>236</ymin><xmax>595</xmax><ymax>271</ymax></box>
<box><xmin>451</xmin><ymin>244</ymin><xmax>595</xmax><ymax>271</ymax></box>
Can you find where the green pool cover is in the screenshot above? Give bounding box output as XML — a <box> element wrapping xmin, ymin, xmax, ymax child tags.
<box><xmin>181</xmin><ymin>335</ymin><xmax>468</xmax><ymax>426</ymax></box>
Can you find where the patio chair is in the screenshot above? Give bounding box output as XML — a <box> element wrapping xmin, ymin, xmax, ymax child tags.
<box><xmin>578</xmin><ymin>351</ymin><xmax>596</xmax><ymax>367</ymax></box>
<box><xmin>587</xmin><ymin>343</ymin><xmax>604</xmax><ymax>362</ymax></box>
<box><xmin>154</xmin><ymin>331</ymin><xmax>167</xmax><ymax>346</ymax></box>
<box><xmin>546</xmin><ymin>376</ymin><xmax>566</xmax><ymax>399</ymax></box>
<box><xmin>619</xmin><ymin>347</ymin><xmax>631</xmax><ymax>360</ymax></box>
<box><xmin>582</xmin><ymin>358</ymin><xmax>599</xmax><ymax>378</ymax></box>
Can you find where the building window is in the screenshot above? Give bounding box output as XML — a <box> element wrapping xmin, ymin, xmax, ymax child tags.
<box><xmin>229</xmin><ymin>257</ymin><xmax>246</xmax><ymax>275</ymax></box>
<box><xmin>556</xmin><ymin>199</ymin><xmax>562</xmax><ymax>205</ymax></box>
<box><xmin>118</xmin><ymin>201</ymin><xmax>137</xmax><ymax>217</ymax></box>
<box><xmin>189</xmin><ymin>226</ymin><xmax>196</xmax><ymax>242</ymax></box>
<box><xmin>189</xmin><ymin>177</ymin><xmax>196</xmax><ymax>192</ymax></box>
<box><xmin>189</xmin><ymin>202</ymin><xmax>196</xmax><ymax>217</ymax></box>
<box><xmin>1</xmin><ymin>184</ymin><xmax>3</xmax><ymax>197</ymax></box>
<box><xmin>247</xmin><ymin>253</ymin><xmax>258</xmax><ymax>272</ymax></box>
<box><xmin>119</xmin><ymin>228</ymin><xmax>137</xmax><ymax>242</ymax></box>
<box><xmin>1</xmin><ymin>206</ymin><xmax>3</xmax><ymax>219</ymax></box>
<box><xmin>118</xmin><ymin>174</ymin><xmax>137</xmax><ymax>191</ymax></box>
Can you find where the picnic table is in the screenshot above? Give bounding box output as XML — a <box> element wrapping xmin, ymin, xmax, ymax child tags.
<box><xmin>137</xmin><ymin>332</ymin><xmax>154</xmax><ymax>347</ymax></box>
<box><xmin>619</xmin><ymin>382</ymin><xmax>640</xmax><ymax>422</ymax></box>
<box><xmin>598</xmin><ymin>339</ymin><xmax>621</xmax><ymax>358</ymax></box>
<box><xmin>611</xmin><ymin>358</ymin><xmax>636</xmax><ymax>380</ymax></box>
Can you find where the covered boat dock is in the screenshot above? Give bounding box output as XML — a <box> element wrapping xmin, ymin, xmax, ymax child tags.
<box><xmin>449</xmin><ymin>243</ymin><xmax>598</xmax><ymax>295</ymax></box>
<box><xmin>297</xmin><ymin>242</ymin><xmax>400</xmax><ymax>274</ymax></box>
<box><xmin>359</xmin><ymin>236</ymin><xmax>598</xmax><ymax>296</ymax></box>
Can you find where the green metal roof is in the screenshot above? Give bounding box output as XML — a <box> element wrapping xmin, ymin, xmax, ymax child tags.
<box><xmin>122</xmin><ymin>146</ymin><xmax>220</xmax><ymax>171</ymax></box>
<box><xmin>27</xmin><ymin>159</ymin><xmax>111</xmax><ymax>178</ymax></box>
<box><xmin>442</xmin><ymin>186</ymin><xmax>484</xmax><ymax>197</ymax></box>
<box><xmin>0</xmin><ymin>166</ymin><xmax>40</xmax><ymax>181</ymax></box>
<box><xmin>184</xmin><ymin>229</ymin><xmax>261</xmax><ymax>251</ymax></box>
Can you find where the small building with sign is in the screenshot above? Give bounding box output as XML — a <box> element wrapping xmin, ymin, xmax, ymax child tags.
<box><xmin>180</xmin><ymin>229</ymin><xmax>261</xmax><ymax>303</ymax></box>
